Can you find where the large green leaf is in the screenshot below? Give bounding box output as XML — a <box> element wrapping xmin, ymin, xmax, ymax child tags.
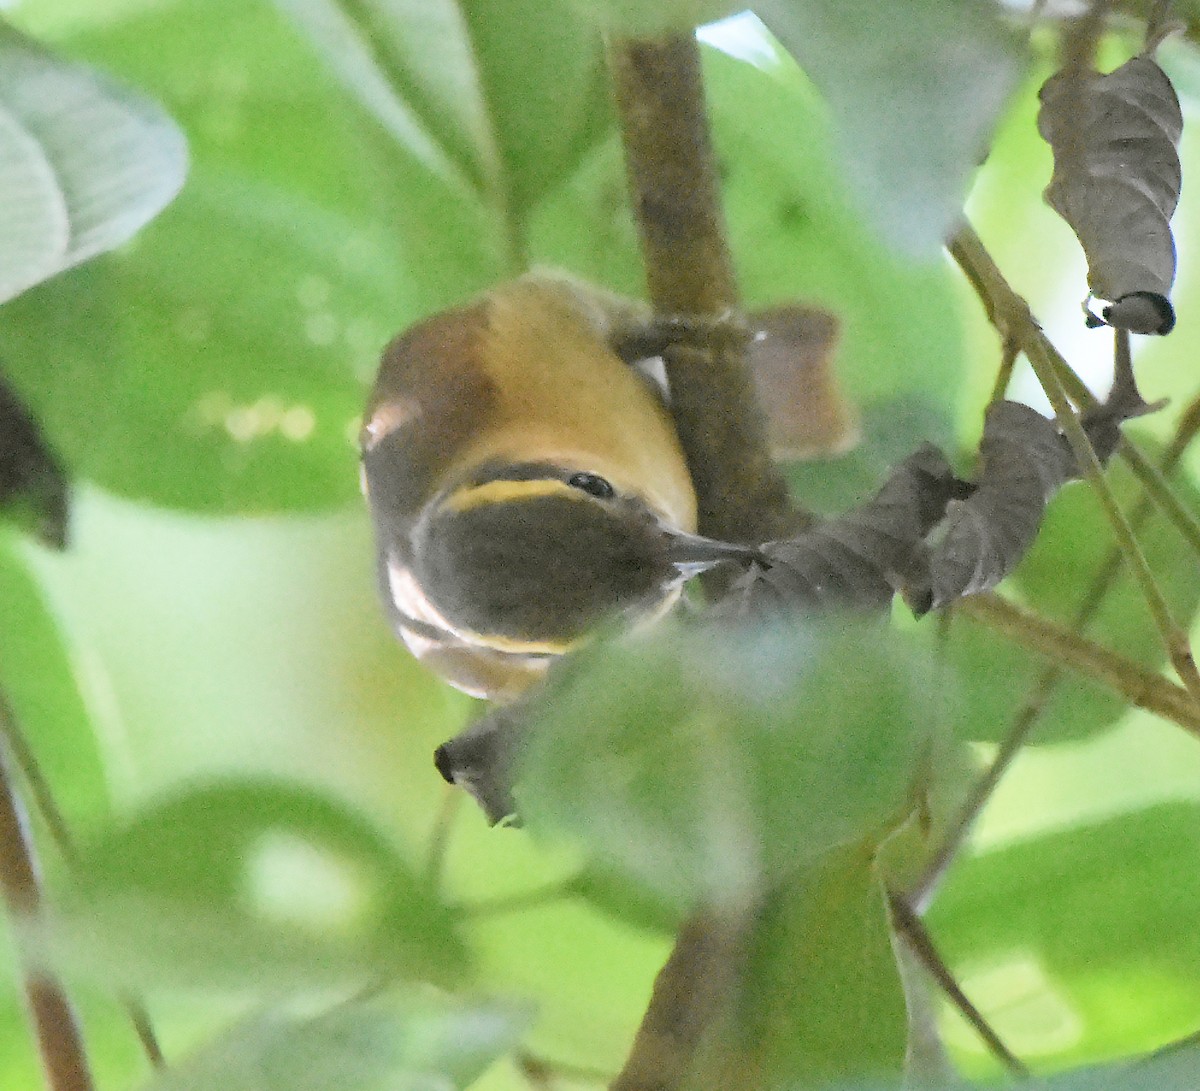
<box><xmin>0</xmin><ymin>21</ymin><xmax>186</xmax><ymax>303</ymax></box>
<box><xmin>946</xmin><ymin>439</ymin><xmax>1200</xmax><ymax>743</ymax></box>
<box><xmin>929</xmin><ymin>804</ymin><xmax>1200</xmax><ymax>1070</ymax></box>
<box><xmin>518</xmin><ymin>618</ymin><xmax>933</xmax><ymax>911</ymax></box>
<box><xmin>32</xmin><ymin>780</ymin><xmax>468</xmax><ymax>990</ymax></box>
<box><xmin>0</xmin><ymin>0</ymin><xmax>503</xmax><ymax>513</ymax></box>
<box><xmin>140</xmin><ymin>991</ymin><xmax>531</xmax><ymax>1091</ymax></box>
<box><xmin>754</xmin><ymin>0</ymin><xmax>1029</xmax><ymax>257</ymax></box>
<box><xmin>275</xmin><ymin>0</ymin><xmax>613</xmax><ymax>236</ymax></box>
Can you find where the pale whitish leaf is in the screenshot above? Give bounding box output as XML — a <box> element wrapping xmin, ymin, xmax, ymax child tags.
<box><xmin>0</xmin><ymin>109</ymin><xmax>68</xmax><ymax>300</ymax></box>
<box><xmin>754</xmin><ymin>0</ymin><xmax>1028</xmax><ymax>256</ymax></box>
<box><xmin>139</xmin><ymin>992</ymin><xmax>532</xmax><ymax>1091</ymax></box>
<box><xmin>1039</xmin><ymin>55</ymin><xmax>1182</xmax><ymax>333</ymax></box>
<box><xmin>0</xmin><ymin>23</ymin><xmax>186</xmax><ymax>303</ymax></box>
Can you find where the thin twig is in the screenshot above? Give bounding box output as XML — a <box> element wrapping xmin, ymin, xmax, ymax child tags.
<box><xmin>949</xmin><ymin>224</ymin><xmax>1200</xmax><ymax>559</ymax></box>
<box><xmin>0</xmin><ymin>692</ymin><xmax>95</xmax><ymax>1091</ymax></box>
<box><xmin>950</xmin><ymin>224</ymin><xmax>1200</xmax><ymax>699</ymax></box>
<box><xmin>961</xmin><ymin>594</ymin><xmax>1200</xmax><ymax>733</ymax></box>
<box><xmin>1030</xmin><ymin>336</ymin><xmax>1200</xmax><ymax>700</ymax></box>
<box><xmin>422</xmin><ymin>783</ymin><xmax>462</xmax><ymax>895</ymax></box>
<box><xmin>0</xmin><ymin>695</ymin><xmax>164</xmax><ymax>1067</ymax></box>
<box><xmin>887</xmin><ymin>891</ymin><xmax>1030</xmax><ymax>1077</ymax></box>
<box><xmin>912</xmin><ymin>389</ymin><xmax>1200</xmax><ymax>900</ymax></box>
<box><xmin>517</xmin><ymin>1051</ymin><xmax>612</xmax><ymax>1087</ymax></box>
<box><xmin>453</xmin><ymin>878</ymin><xmax>574</xmax><ymax>920</ymax></box>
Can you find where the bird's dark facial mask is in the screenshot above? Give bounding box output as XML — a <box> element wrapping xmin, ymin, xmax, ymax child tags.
<box><xmin>413</xmin><ymin>485</ymin><xmax>675</xmax><ymax>647</ymax></box>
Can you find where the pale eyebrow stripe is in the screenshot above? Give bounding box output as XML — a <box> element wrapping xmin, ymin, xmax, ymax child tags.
<box><xmin>443</xmin><ymin>476</ymin><xmax>576</xmax><ymax>513</ymax></box>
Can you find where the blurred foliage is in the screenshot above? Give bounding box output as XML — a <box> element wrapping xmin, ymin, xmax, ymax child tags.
<box><xmin>0</xmin><ymin>2</ymin><xmax>1198</xmax><ymax>1090</ymax></box>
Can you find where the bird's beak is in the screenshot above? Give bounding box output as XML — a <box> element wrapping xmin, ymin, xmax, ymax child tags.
<box><xmin>664</xmin><ymin>529</ymin><xmax>763</xmax><ymax>578</ymax></box>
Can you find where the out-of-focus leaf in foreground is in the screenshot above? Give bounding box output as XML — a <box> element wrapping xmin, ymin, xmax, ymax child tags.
<box><xmin>753</xmin><ymin>0</ymin><xmax>1028</xmax><ymax>257</ymax></box>
<box><xmin>700</xmin><ymin>843</ymin><xmax>907</xmax><ymax>1088</ymax></box>
<box><xmin>139</xmin><ymin>991</ymin><xmax>531</xmax><ymax>1091</ymax></box>
<box><xmin>518</xmin><ymin>618</ymin><xmax>934</xmax><ymax>910</ymax></box>
<box><xmin>30</xmin><ymin>781</ymin><xmax>468</xmax><ymax>991</ymax></box>
<box><xmin>0</xmin><ymin>21</ymin><xmax>186</xmax><ymax>304</ymax></box>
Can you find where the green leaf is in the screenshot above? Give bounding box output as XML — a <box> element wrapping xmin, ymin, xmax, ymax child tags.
<box><xmin>33</xmin><ymin>780</ymin><xmax>468</xmax><ymax>990</ymax></box>
<box><xmin>518</xmin><ymin>618</ymin><xmax>934</xmax><ymax>910</ymax></box>
<box><xmin>0</xmin><ymin>0</ymin><xmax>510</xmax><ymax>512</ymax></box>
<box><xmin>276</xmin><ymin>0</ymin><xmax>613</xmax><ymax>231</ymax></box>
<box><xmin>0</xmin><ymin>21</ymin><xmax>186</xmax><ymax>303</ymax></box>
<box><xmin>929</xmin><ymin>804</ymin><xmax>1200</xmax><ymax>1070</ymax></box>
<box><xmin>947</xmin><ymin>441</ymin><xmax>1200</xmax><ymax>743</ymax></box>
<box><xmin>0</xmin><ymin>539</ymin><xmax>110</xmax><ymax>834</ymax></box>
<box><xmin>140</xmin><ymin>991</ymin><xmax>531</xmax><ymax>1091</ymax></box>
<box><xmin>699</xmin><ymin>843</ymin><xmax>906</xmax><ymax>1087</ymax></box>
<box><xmin>0</xmin><ymin>171</ymin><xmax>389</xmax><ymax>512</ymax></box>
<box><xmin>753</xmin><ymin>0</ymin><xmax>1029</xmax><ymax>256</ymax></box>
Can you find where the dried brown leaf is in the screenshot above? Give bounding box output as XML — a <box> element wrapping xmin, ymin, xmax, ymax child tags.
<box><xmin>916</xmin><ymin>402</ymin><xmax>1075</xmax><ymax>612</ymax></box>
<box><xmin>1038</xmin><ymin>54</ymin><xmax>1182</xmax><ymax>334</ymax></box>
<box><xmin>722</xmin><ymin>444</ymin><xmax>959</xmax><ymax>619</ymax></box>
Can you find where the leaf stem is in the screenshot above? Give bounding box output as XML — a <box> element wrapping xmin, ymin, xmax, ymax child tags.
<box><xmin>887</xmin><ymin>891</ymin><xmax>1030</xmax><ymax>1077</ymax></box>
<box><xmin>950</xmin><ymin>224</ymin><xmax>1200</xmax><ymax>699</ymax></box>
<box><xmin>0</xmin><ymin>691</ymin><xmax>164</xmax><ymax>1068</ymax></box>
<box><xmin>0</xmin><ymin>690</ymin><xmax>95</xmax><ymax>1091</ymax></box>
<box><xmin>949</xmin><ymin>224</ymin><xmax>1200</xmax><ymax>559</ymax></box>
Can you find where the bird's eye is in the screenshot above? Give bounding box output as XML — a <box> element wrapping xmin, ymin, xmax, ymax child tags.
<box><xmin>567</xmin><ymin>472</ymin><xmax>615</xmax><ymax>499</ymax></box>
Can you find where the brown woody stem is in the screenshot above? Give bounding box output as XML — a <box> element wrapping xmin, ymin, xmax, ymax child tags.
<box><xmin>887</xmin><ymin>891</ymin><xmax>1029</xmax><ymax>1077</ymax></box>
<box><xmin>0</xmin><ymin>691</ymin><xmax>94</xmax><ymax>1091</ymax></box>
<box><xmin>607</xmin><ymin>34</ymin><xmax>802</xmax><ymax>544</ymax></box>
<box><xmin>0</xmin><ymin>689</ymin><xmax>164</xmax><ymax>1068</ymax></box>
<box><xmin>605</xmin><ymin>31</ymin><xmax>807</xmax><ymax>1091</ymax></box>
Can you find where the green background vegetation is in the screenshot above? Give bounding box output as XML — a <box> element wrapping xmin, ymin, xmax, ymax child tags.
<box><xmin>2</xmin><ymin>1</ymin><xmax>1200</xmax><ymax>1087</ymax></box>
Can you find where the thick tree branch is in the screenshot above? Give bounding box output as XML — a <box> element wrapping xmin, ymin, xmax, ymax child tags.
<box><xmin>605</xmin><ymin>31</ymin><xmax>805</xmax><ymax>1091</ymax></box>
<box><xmin>607</xmin><ymin>34</ymin><xmax>802</xmax><ymax>545</ymax></box>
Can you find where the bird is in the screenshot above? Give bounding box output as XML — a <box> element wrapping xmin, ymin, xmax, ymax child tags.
<box><xmin>359</xmin><ymin>271</ymin><xmax>760</xmax><ymax>701</ymax></box>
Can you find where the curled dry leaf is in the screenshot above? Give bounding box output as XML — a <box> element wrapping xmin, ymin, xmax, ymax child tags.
<box><xmin>0</xmin><ymin>371</ymin><xmax>68</xmax><ymax>548</ymax></box>
<box><xmin>434</xmin><ymin>701</ymin><xmax>528</xmax><ymax>824</ymax></box>
<box><xmin>747</xmin><ymin>304</ymin><xmax>860</xmax><ymax>461</ymax></box>
<box><xmin>721</xmin><ymin>444</ymin><xmax>961</xmax><ymax>619</ymax></box>
<box><xmin>914</xmin><ymin>402</ymin><xmax>1075</xmax><ymax>614</ymax></box>
<box><xmin>1038</xmin><ymin>54</ymin><xmax>1182</xmax><ymax>334</ymax></box>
